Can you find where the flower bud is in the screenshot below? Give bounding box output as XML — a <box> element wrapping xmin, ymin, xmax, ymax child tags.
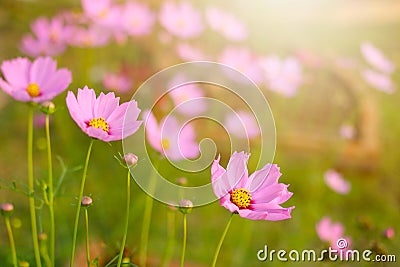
<box><xmin>41</xmin><ymin>101</ymin><xmax>56</xmax><ymax>114</ymax></box>
<box><xmin>1</xmin><ymin>203</ymin><xmax>14</xmax><ymax>216</ymax></box>
<box><xmin>178</xmin><ymin>199</ymin><xmax>193</xmax><ymax>214</ymax></box>
<box><xmin>81</xmin><ymin>196</ymin><xmax>93</xmax><ymax>207</ymax></box>
<box><xmin>123</xmin><ymin>153</ymin><xmax>138</xmax><ymax>167</ymax></box>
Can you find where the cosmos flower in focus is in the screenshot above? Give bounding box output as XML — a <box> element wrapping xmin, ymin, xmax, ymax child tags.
<box><xmin>0</xmin><ymin>57</ymin><xmax>72</xmax><ymax>103</ymax></box>
<box><xmin>66</xmin><ymin>86</ymin><xmax>141</xmax><ymax>141</ymax></box>
<box><xmin>21</xmin><ymin>16</ymin><xmax>72</xmax><ymax>57</ymax></box>
<box><xmin>143</xmin><ymin>111</ymin><xmax>199</xmax><ymax>161</ymax></box>
<box><xmin>324</xmin><ymin>169</ymin><xmax>351</xmax><ymax>194</ymax></box>
<box><xmin>159</xmin><ymin>2</ymin><xmax>204</xmax><ymax>39</ymax></box>
<box><xmin>211</xmin><ymin>152</ymin><xmax>294</xmax><ymax>221</ymax></box>
<box><xmin>259</xmin><ymin>56</ymin><xmax>303</xmax><ymax>97</ymax></box>
<box><xmin>206</xmin><ymin>7</ymin><xmax>247</xmax><ymax>41</ymax></box>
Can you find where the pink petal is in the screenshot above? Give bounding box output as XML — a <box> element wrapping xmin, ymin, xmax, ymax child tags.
<box><xmin>226</xmin><ymin>151</ymin><xmax>249</xmax><ymax>189</ymax></box>
<box><xmin>30</xmin><ymin>57</ymin><xmax>57</xmax><ymax>89</ymax></box>
<box><xmin>1</xmin><ymin>57</ymin><xmax>31</xmax><ymax>88</ymax></box>
<box><xmin>143</xmin><ymin>110</ymin><xmax>162</xmax><ymax>152</ymax></box>
<box><xmin>76</xmin><ymin>86</ymin><xmax>96</xmax><ymax>121</ymax></box>
<box><xmin>246</xmin><ymin>164</ymin><xmax>281</xmax><ymax>192</ymax></box>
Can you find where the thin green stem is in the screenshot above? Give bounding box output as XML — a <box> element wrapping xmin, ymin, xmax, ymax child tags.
<box><xmin>5</xmin><ymin>217</ymin><xmax>18</xmax><ymax>267</ymax></box>
<box><xmin>180</xmin><ymin>213</ymin><xmax>187</xmax><ymax>267</ymax></box>
<box><xmin>28</xmin><ymin>106</ymin><xmax>42</xmax><ymax>267</ymax></box>
<box><xmin>70</xmin><ymin>139</ymin><xmax>94</xmax><ymax>267</ymax></box>
<box><xmin>45</xmin><ymin>114</ymin><xmax>55</xmax><ymax>267</ymax></box>
<box><xmin>117</xmin><ymin>170</ymin><xmax>131</xmax><ymax>267</ymax></box>
<box><xmin>84</xmin><ymin>208</ymin><xmax>91</xmax><ymax>267</ymax></box>
<box><xmin>160</xmin><ymin>209</ymin><xmax>176</xmax><ymax>267</ymax></box>
<box><xmin>211</xmin><ymin>214</ymin><xmax>234</xmax><ymax>267</ymax></box>
<box><xmin>139</xmin><ymin>159</ymin><xmax>160</xmax><ymax>267</ymax></box>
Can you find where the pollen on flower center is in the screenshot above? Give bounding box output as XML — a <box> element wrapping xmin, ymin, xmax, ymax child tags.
<box><xmin>26</xmin><ymin>83</ymin><xmax>40</xmax><ymax>97</ymax></box>
<box><xmin>162</xmin><ymin>138</ymin><xmax>170</xmax><ymax>150</ymax></box>
<box><xmin>89</xmin><ymin>117</ymin><xmax>110</xmax><ymax>133</ymax></box>
<box><xmin>230</xmin><ymin>188</ymin><xmax>252</xmax><ymax>209</ymax></box>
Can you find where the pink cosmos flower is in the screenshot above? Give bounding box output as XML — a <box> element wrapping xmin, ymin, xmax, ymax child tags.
<box><xmin>66</xmin><ymin>86</ymin><xmax>141</xmax><ymax>142</ymax></box>
<box><xmin>205</xmin><ymin>7</ymin><xmax>247</xmax><ymax>41</ymax></box>
<box><xmin>219</xmin><ymin>47</ymin><xmax>263</xmax><ymax>84</ymax></box>
<box><xmin>339</xmin><ymin>124</ymin><xmax>356</xmax><ymax>140</ymax></box>
<box><xmin>316</xmin><ymin>217</ymin><xmax>351</xmax><ymax>254</ymax></box>
<box><xmin>361</xmin><ymin>69</ymin><xmax>396</xmax><ymax>94</ymax></box>
<box><xmin>225</xmin><ymin>111</ymin><xmax>260</xmax><ymax>139</ymax></box>
<box><xmin>82</xmin><ymin>0</ymin><xmax>121</xmax><ymax>29</ymax></box>
<box><xmin>211</xmin><ymin>152</ymin><xmax>294</xmax><ymax>221</ymax></box>
<box><xmin>259</xmin><ymin>56</ymin><xmax>303</xmax><ymax>97</ymax></box>
<box><xmin>176</xmin><ymin>43</ymin><xmax>208</xmax><ymax>61</ymax></box>
<box><xmin>143</xmin><ymin>111</ymin><xmax>199</xmax><ymax>160</ymax></box>
<box><xmin>324</xmin><ymin>169</ymin><xmax>351</xmax><ymax>194</ymax></box>
<box><xmin>68</xmin><ymin>26</ymin><xmax>110</xmax><ymax>48</ymax></box>
<box><xmin>102</xmin><ymin>72</ymin><xmax>132</xmax><ymax>93</ymax></box>
<box><xmin>21</xmin><ymin>16</ymin><xmax>71</xmax><ymax>57</ymax></box>
<box><xmin>0</xmin><ymin>57</ymin><xmax>72</xmax><ymax>103</ymax></box>
<box><xmin>361</xmin><ymin>42</ymin><xmax>395</xmax><ymax>74</ymax></box>
<box><xmin>120</xmin><ymin>2</ymin><xmax>155</xmax><ymax>36</ymax></box>
<box><xmin>159</xmin><ymin>2</ymin><xmax>204</xmax><ymax>39</ymax></box>
<box><xmin>168</xmin><ymin>75</ymin><xmax>207</xmax><ymax>116</ymax></box>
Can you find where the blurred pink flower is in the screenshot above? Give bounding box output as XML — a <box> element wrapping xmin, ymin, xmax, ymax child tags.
<box><xmin>339</xmin><ymin>124</ymin><xmax>356</xmax><ymax>140</ymax></box>
<box><xmin>324</xmin><ymin>170</ymin><xmax>351</xmax><ymax>194</ymax></box>
<box><xmin>159</xmin><ymin>2</ymin><xmax>204</xmax><ymax>39</ymax></box>
<box><xmin>21</xmin><ymin>16</ymin><xmax>72</xmax><ymax>57</ymax></box>
<box><xmin>143</xmin><ymin>111</ymin><xmax>199</xmax><ymax>160</ymax></box>
<box><xmin>361</xmin><ymin>69</ymin><xmax>396</xmax><ymax>94</ymax></box>
<box><xmin>168</xmin><ymin>75</ymin><xmax>207</xmax><ymax>115</ymax></box>
<box><xmin>259</xmin><ymin>56</ymin><xmax>303</xmax><ymax>97</ymax></box>
<box><xmin>361</xmin><ymin>42</ymin><xmax>395</xmax><ymax>74</ymax></box>
<box><xmin>0</xmin><ymin>57</ymin><xmax>72</xmax><ymax>103</ymax></box>
<box><xmin>102</xmin><ymin>72</ymin><xmax>132</xmax><ymax>93</ymax></box>
<box><xmin>82</xmin><ymin>0</ymin><xmax>121</xmax><ymax>29</ymax></box>
<box><xmin>383</xmin><ymin>227</ymin><xmax>395</xmax><ymax>239</ymax></box>
<box><xmin>219</xmin><ymin>47</ymin><xmax>263</xmax><ymax>84</ymax></box>
<box><xmin>316</xmin><ymin>217</ymin><xmax>344</xmax><ymax>243</ymax></box>
<box><xmin>205</xmin><ymin>7</ymin><xmax>247</xmax><ymax>41</ymax></box>
<box><xmin>225</xmin><ymin>111</ymin><xmax>260</xmax><ymax>139</ymax></box>
<box><xmin>68</xmin><ymin>26</ymin><xmax>110</xmax><ymax>48</ymax></box>
<box><xmin>120</xmin><ymin>2</ymin><xmax>155</xmax><ymax>36</ymax></box>
<box><xmin>66</xmin><ymin>86</ymin><xmax>141</xmax><ymax>141</ymax></box>
<box><xmin>211</xmin><ymin>152</ymin><xmax>294</xmax><ymax>221</ymax></box>
<box><xmin>176</xmin><ymin>43</ymin><xmax>208</xmax><ymax>61</ymax></box>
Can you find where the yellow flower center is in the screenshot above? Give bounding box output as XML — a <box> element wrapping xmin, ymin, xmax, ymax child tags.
<box><xmin>26</xmin><ymin>83</ymin><xmax>40</xmax><ymax>97</ymax></box>
<box><xmin>88</xmin><ymin>117</ymin><xmax>109</xmax><ymax>133</ymax></box>
<box><xmin>162</xmin><ymin>138</ymin><xmax>170</xmax><ymax>150</ymax></box>
<box><xmin>230</xmin><ymin>188</ymin><xmax>252</xmax><ymax>209</ymax></box>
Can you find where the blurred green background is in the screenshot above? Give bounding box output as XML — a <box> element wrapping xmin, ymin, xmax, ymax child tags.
<box><xmin>0</xmin><ymin>0</ymin><xmax>399</xmax><ymax>266</ymax></box>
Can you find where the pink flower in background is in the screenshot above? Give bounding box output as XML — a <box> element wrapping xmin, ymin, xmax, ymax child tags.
<box><xmin>383</xmin><ymin>227</ymin><xmax>395</xmax><ymax>239</ymax></box>
<box><xmin>176</xmin><ymin>43</ymin><xmax>208</xmax><ymax>61</ymax></box>
<box><xmin>68</xmin><ymin>26</ymin><xmax>110</xmax><ymax>48</ymax></box>
<box><xmin>316</xmin><ymin>217</ymin><xmax>344</xmax><ymax>244</ymax></box>
<box><xmin>295</xmin><ymin>49</ymin><xmax>323</xmax><ymax>68</ymax></box>
<box><xmin>168</xmin><ymin>75</ymin><xmax>207</xmax><ymax>116</ymax></box>
<box><xmin>219</xmin><ymin>47</ymin><xmax>263</xmax><ymax>84</ymax></box>
<box><xmin>324</xmin><ymin>169</ymin><xmax>351</xmax><ymax>194</ymax></box>
<box><xmin>21</xmin><ymin>16</ymin><xmax>71</xmax><ymax>57</ymax></box>
<box><xmin>259</xmin><ymin>56</ymin><xmax>303</xmax><ymax>97</ymax></box>
<box><xmin>159</xmin><ymin>2</ymin><xmax>204</xmax><ymax>39</ymax></box>
<box><xmin>211</xmin><ymin>152</ymin><xmax>294</xmax><ymax>221</ymax></box>
<box><xmin>102</xmin><ymin>72</ymin><xmax>132</xmax><ymax>93</ymax></box>
<box><xmin>0</xmin><ymin>57</ymin><xmax>72</xmax><ymax>103</ymax></box>
<box><xmin>143</xmin><ymin>111</ymin><xmax>199</xmax><ymax>160</ymax></box>
<box><xmin>66</xmin><ymin>86</ymin><xmax>141</xmax><ymax>141</ymax></box>
<box><xmin>225</xmin><ymin>111</ymin><xmax>260</xmax><ymax>139</ymax></box>
<box><xmin>120</xmin><ymin>2</ymin><xmax>155</xmax><ymax>36</ymax></box>
<box><xmin>361</xmin><ymin>42</ymin><xmax>395</xmax><ymax>74</ymax></box>
<box><xmin>82</xmin><ymin>0</ymin><xmax>121</xmax><ymax>29</ymax></box>
<box><xmin>206</xmin><ymin>7</ymin><xmax>247</xmax><ymax>41</ymax></box>
<box><xmin>361</xmin><ymin>69</ymin><xmax>396</xmax><ymax>94</ymax></box>
<box><xmin>339</xmin><ymin>124</ymin><xmax>356</xmax><ymax>140</ymax></box>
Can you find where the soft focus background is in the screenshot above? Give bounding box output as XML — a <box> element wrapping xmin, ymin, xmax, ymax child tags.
<box><xmin>0</xmin><ymin>0</ymin><xmax>399</xmax><ymax>266</ymax></box>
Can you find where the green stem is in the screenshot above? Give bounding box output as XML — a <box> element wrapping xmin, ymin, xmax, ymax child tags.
<box><xmin>45</xmin><ymin>114</ymin><xmax>55</xmax><ymax>267</ymax></box>
<box><xmin>28</xmin><ymin>106</ymin><xmax>42</xmax><ymax>267</ymax></box>
<box><xmin>117</xmin><ymin>170</ymin><xmax>131</xmax><ymax>267</ymax></box>
<box><xmin>180</xmin><ymin>213</ymin><xmax>187</xmax><ymax>267</ymax></box>
<box><xmin>160</xmin><ymin>209</ymin><xmax>176</xmax><ymax>267</ymax></box>
<box><xmin>211</xmin><ymin>214</ymin><xmax>234</xmax><ymax>267</ymax></box>
<box><xmin>139</xmin><ymin>159</ymin><xmax>160</xmax><ymax>267</ymax></box>
<box><xmin>84</xmin><ymin>208</ymin><xmax>91</xmax><ymax>267</ymax></box>
<box><xmin>5</xmin><ymin>217</ymin><xmax>18</xmax><ymax>267</ymax></box>
<box><xmin>70</xmin><ymin>139</ymin><xmax>94</xmax><ymax>267</ymax></box>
